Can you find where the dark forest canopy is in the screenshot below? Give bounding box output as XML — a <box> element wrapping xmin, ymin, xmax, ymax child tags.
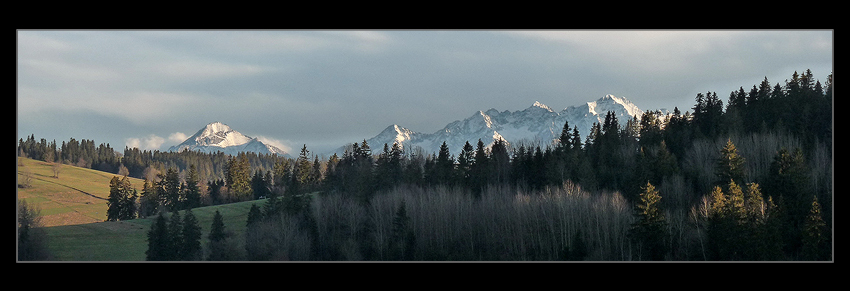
<box><xmin>19</xmin><ymin>69</ymin><xmax>832</xmax><ymax>261</ymax></box>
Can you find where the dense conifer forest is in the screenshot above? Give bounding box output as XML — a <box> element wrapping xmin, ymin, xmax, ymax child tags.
<box><xmin>18</xmin><ymin>70</ymin><xmax>832</xmax><ymax>261</ymax></box>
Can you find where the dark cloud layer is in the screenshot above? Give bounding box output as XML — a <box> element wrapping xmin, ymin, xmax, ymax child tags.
<box><xmin>17</xmin><ymin>30</ymin><xmax>832</xmax><ymax>154</ymax></box>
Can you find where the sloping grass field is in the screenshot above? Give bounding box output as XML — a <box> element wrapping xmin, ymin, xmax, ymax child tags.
<box><xmin>17</xmin><ymin>157</ymin><xmax>145</xmax><ymax>226</ymax></box>
<box><xmin>17</xmin><ymin>157</ymin><xmax>261</xmax><ymax>261</ymax></box>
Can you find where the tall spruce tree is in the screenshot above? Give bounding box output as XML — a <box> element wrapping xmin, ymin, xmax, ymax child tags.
<box><xmin>106</xmin><ymin>176</ymin><xmax>123</xmax><ymax>222</ymax></box>
<box><xmin>765</xmin><ymin>147</ymin><xmax>810</xmax><ymax>258</ymax></box>
<box><xmin>716</xmin><ymin>138</ymin><xmax>746</xmax><ymax>185</ymax></box>
<box><xmin>163</xmin><ymin>168</ymin><xmax>181</xmax><ymax>211</ymax></box>
<box><xmin>391</xmin><ymin>200</ymin><xmax>415</xmax><ymax>260</ymax></box>
<box><xmin>802</xmin><ymin>196</ymin><xmax>829</xmax><ymax>261</ymax></box>
<box><xmin>629</xmin><ymin>182</ymin><xmax>668</xmax><ymax>260</ymax></box>
<box><xmin>490</xmin><ymin>139</ymin><xmax>510</xmax><ymax>185</ymax></box>
<box><xmin>207</xmin><ymin>210</ymin><xmax>230</xmax><ymax>261</ymax></box>
<box><xmin>184</xmin><ymin>165</ymin><xmax>201</xmax><ymax>209</ymax></box>
<box><xmin>226</xmin><ymin>153</ymin><xmax>252</xmax><ymax>202</ymax></box>
<box><xmin>251</xmin><ymin>169</ymin><xmax>267</xmax><ymax>200</ymax></box>
<box><xmin>247</xmin><ymin>203</ymin><xmax>263</xmax><ymax>226</ymax></box>
<box><xmin>470</xmin><ymin>139</ymin><xmax>490</xmax><ymax>195</ymax></box>
<box><xmin>435</xmin><ymin>141</ymin><xmax>454</xmax><ymax>185</ymax></box>
<box><xmin>456</xmin><ymin>141</ymin><xmax>474</xmax><ymax>188</ymax></box>
<box><xmin>558</xmin><ymin>120</ymin><xmax>572</xmax><ymax>150</ymax></box>
<box><xmin>107</xmin><ymin>176</ymin><xmax>137</xmax><ymax>221</ymax></box>
<box><xmin>706</xmin><ymin>185</ymin><xmax>728</xmax><ymax>260</ymax></box>
<box><xmin>181</xmin><ymin>208</ymin><xmax>202</xmax><ymax>261</ymax></box>
<box><xmin>375</xmin><ymin>143</ymin><xmax>393</xmax><ymax>191</ymax></box>
<box><xmin>138</xmin><ymin>177</ymin><xmax>158</xmax><ymax>218</ymax></box>
<box><xmin>209</xmin><ymin>210</ymin><xmax>227</xmax><ymax>243</ymax></box>
<box><xmin>146</xmin><ymin>212</ymin><xmax>169</xmax><ymax>261</ymax></box>
<box><xmin>167</xmin><ymin>211</ymin><xmax>183</xmax><ymax>260</ymax></box>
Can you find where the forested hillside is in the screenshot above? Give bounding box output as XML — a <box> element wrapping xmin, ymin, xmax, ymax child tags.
<box><xmin>18</xmin><ymin>69</ymin><xmax>832</xmax><ymax>261</ymax></box>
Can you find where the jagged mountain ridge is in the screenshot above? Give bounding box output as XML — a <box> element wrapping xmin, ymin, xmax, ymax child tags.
<box><xmin>168</xmin><ymin>122</ymin><xmax>289</xmax><ymax>157</ymax></box>
<box><xmin>340</xmin><ymin>95</ymin><xmax>645</xmax><ymax>156</ymax></box>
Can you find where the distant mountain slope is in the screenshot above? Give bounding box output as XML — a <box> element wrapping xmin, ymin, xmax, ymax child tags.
<box><xmin>168</xmin><ymin>122</ymin><xmax>289</xmax><ymax>157</ymax></box>
<box><xmin>336</xmin><ymin>95</ymin><xmax>645</xmax><ymax>156</ymax></box>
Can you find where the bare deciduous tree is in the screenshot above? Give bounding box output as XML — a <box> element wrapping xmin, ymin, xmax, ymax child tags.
<box><xmin>52</xmin><ymin>162</ymin><xmax>62</xmax><ymax>178</ymax></box>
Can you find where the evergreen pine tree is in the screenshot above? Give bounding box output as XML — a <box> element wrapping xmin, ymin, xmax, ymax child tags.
<box><xmin>106</xmin><ymin>176</ymin><xmax>137</xmax><ymax>221</ymax></box>
<box><xmin>470</xmin><ymin>139</ymin><xmax>490</xmax><ymax>196</ymax></box>
<box><xmin>18</xmin><ymin>200</ymin><xmax>51</xmax><ymax>261</ymax></box>
<box><xmin>209</xmin><ymin>210</ymin><xmax>226</xmax><ymax>243</ymax></box>
<box><xmin>639</xmin><ymin>111</ymin><xmax>663</xmax><ymax>148</ymax></box>
<box><xmin>310</xmin><ymin>155</ymin><xmax>322</xmax><ymax>189</ymax></box>
<box><xmin>184</xmin><ymin>165</ymin><xmax>201</xmax><ymax>209</ymax></box>
<box><xmin>206</xmin><ymin>210</ymin><xmax>229</xmax><ymax>261</ymax></box>
<box><xmin>456</xmin><ymin>141</ymin><xmax>474</xmax><ymax>188</ymax></box>
<box><xmin>391</xmin><ymin>200</ymin><xmax>415</xmax><ymax>260</ymax></box>
<box><xmin>138</xmin><ymin>177</ymin><xmax>158</xmax><ymax>218</ymax></box>
<box><xmin>225</xmin><ymin>154</ymin><xmax>252</xmax><ymax>203</ymax></box>
<box><xmin>354</xmin><ymin>140</ymin><xmax>375</xmax><ymax>201</ymax></box>
<box><xmin>726</xmin><ymin>180</ymin><xmax>747</xmax><ymax>260</ymax></box>
<box><xmin>375</xmin><ymin>143</ymin><xmax>393</xmax><ymax>192</ymax></box>
<box><xmin>706</xmin><ymin>185</ymin><xmax>728</xmax><ymax>260</ymax></box>
<box><xmin>167</xmin><ymin>211</ymin><xmax>183</xmax><ymax>260</ymax></box>
<box><xmin>251</xmin><ymin>169</ymin><xmax>266</xmax><ymax>200</ymax></box>
<box><xmin>435</xmin><ymin>141</ymin><xmax>454</xmax><ymax>185</ymax></box>
<box><xmin>402</xmin><ymin>151</ymin><xmax>424</xmax><ymax>186</ymax></box>
<box><xmin>652</xmin><ymin>141</ymin><xmax>678</xmax><ymax>184</ymax></box>
<box><xmin>163</xmin><ymin>167</ymin><xmax>181</xmax><ymax>211</ymax></box>
<box><xmin>106</xmin><ymin>176</ymin><xmax>123</xmax><ymax>221</ymax></box>
<box><xmin>716</xmin><ymin>138</ymin><xmax>746</xmax><ymax>185</ymax></box>
<box><xmin>802</xmin><ymin>196</ymin><xmax>828</xmax><ymax>261</ymax></box>
<box><xmin>570</xmin><ymin>125</ymin><xmax>582</xmax><ymax>151</ymax></box>
<box><xmin>389</xmin><ymin>142</ymin><xmax>404</xmax><ymax>185</ymax></box>
<box><xmin>727</xmin><ymin>181</ymin><xmax>746</xmax><ymax>224</ymax></box>
<box><xmin>145</xmin><ymin>212</ymin><xmax>169</xmax><ymax>261</ymax></box>
<box><xmin>120</xmin><ymin>177</ymin><xmax>138</xmax><ymax>221</ymax></box>
<box><xmin>558</xmin><ymin>120</ymin><xmax>572</xmax><ymax>150</ymax></box>
<box><xmin>765</xmin><ymin>147</ymin><xmax>810</xmax><ymax>257</ymax></box>
<box><xmin>761</xmin><ymin>195</ymin><xmax>785</xmax><ymax>260</ymax></box>
<box><xmin>490</xmin><ymin>139</ymin><xmax>510</xmax><ymax>185</ymax></box>
<box><xmin>324</xmin><ymin>153</ymin><xmax>340</xmax><ymax>192</ymax></box>
<box><xmin>181</xmin><ymin>208</ymin><xmax>202</xmax><ymax>261</ymax></box>
<box><xmin>248</xmin><ymin>203</ymin><xmax>263</xmax><ymax>226</ymax></box>
<box><xmin>629</xmin><ymin>182</ymin><xmax>668</xmax><ymax>260</ymax></box>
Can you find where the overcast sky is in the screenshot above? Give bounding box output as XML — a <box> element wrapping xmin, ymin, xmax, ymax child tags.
<box><xmin>17</xmin><ymin>30</ymin><xmax>833</xmax><ymax>155</ymax></box>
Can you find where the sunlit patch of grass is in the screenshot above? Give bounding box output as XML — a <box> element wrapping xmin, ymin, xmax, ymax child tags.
<box><xmin>17</xmin><ymin>157</ymin><xmax>143</xmax><ymax>227</ymax></box>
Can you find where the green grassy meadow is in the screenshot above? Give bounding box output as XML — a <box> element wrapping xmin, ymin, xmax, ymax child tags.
<box><xmin>17</xmin><ymin>157</ymin><xmax>262</xmax><ymax>261</ymax></box>
<box><xmin>43</xmin><ymin>200</ymin><xmax>262</xmax><ymax>261</ymax></box>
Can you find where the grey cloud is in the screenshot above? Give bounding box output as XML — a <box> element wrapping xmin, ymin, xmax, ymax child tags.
<box><xmin>18</xmin><ymin>30</ymin><xmax>832</xmax><ymax>154</ymax></box>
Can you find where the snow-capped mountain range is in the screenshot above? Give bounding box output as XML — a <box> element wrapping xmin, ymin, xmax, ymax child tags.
<box><xmin>168</xmin><ymin>95</ymin><xmax>646</xmax><ymax>158</ymax></box>
<box><xmin>336</xmin><ymin>94</ymin><xmax>645</xmax><ymax>156</ymax></box>
<box><xmin>168</xmin><ymin>122</ymin><xmax>289</xmax><ymax>157</ymax></box>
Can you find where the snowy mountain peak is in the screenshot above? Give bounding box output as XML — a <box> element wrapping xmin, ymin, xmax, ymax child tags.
<box><xmin>370</xmin><ymin>124</ymin><xmax>419</xmax><ymax>150</ymax></box>
<box><xmin>188</xmin><ymin>121</ymin><xmax>252</xmax><ymax>148</ymax></box>
<box><xmin>202</xmin><ymin>121</ymin><xmax>231</xmax><ymax>134</ymax></box>
<box><xmin>530</xmin><ymin>101</ymin><xmax>553</xmax><ymax>112</ymax></box>
<box><xmin>336</xmin><ymin>94</ymin><xmax>646</xmax><ymax>156</ymax></box>
<box><xmin>168</xmin><ymin>122</ymin><xmax>289</xmax><ymax>157</ymax></box>
<box><xmin>597</xmin><ymin>94</ymin><xmax>642</xmax><ymax>118</ymax></box>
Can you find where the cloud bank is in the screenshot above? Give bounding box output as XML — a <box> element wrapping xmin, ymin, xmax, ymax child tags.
<box><xmin>18</xmin><ymin>30</ymin><xmax>832</xmax><ymax>154</ymax></box>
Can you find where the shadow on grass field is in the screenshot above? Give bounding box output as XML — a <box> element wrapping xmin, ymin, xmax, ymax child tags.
<box><xmin>42</xmin><ymin>200</ymin><xmax>263</xmax><ymax>261</ymax></box>
<box><xmin>18</xmin><ymin>157</ymin><xmax>263</xmax><ymax>261</ymax></box>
